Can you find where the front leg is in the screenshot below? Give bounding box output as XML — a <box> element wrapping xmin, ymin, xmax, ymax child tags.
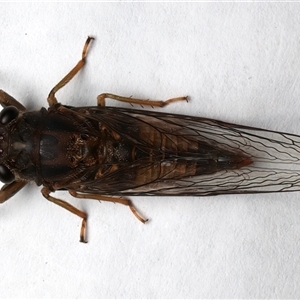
<box><xmin>0</xmin><ymin>181</ymin><xmax>27</xmax><ymax>203</ymax></box>
<box><xmin>47</xmin><ymin>36</ymin><xmax>94</xmax><ymax>107</ymax></box>
<box><xmin>0</xmin><ymin>90</ymin><xmax>26</xmax><ymax>110</ymax></box>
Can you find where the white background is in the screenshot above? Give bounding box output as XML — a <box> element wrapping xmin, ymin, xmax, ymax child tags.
<box><xmin>1</xmin><ymin>2</ymin><xmax>300</xmax><ymax>298</ymax></box>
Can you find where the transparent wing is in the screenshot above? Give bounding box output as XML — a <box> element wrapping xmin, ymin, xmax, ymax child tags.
<box><xmin>68</xmin><ymin>106</ymin><xmax>300</xmax><ymax>196</ymax></box>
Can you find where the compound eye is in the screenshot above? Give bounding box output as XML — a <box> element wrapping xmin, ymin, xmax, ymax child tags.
<box><xmin>0</xmin><ymin>164</ymin><xmax>15</xmax><ymax>183</ymax></box>
<box><xmin>0</xmin><ymin>106</ymin><xmax>19</xmax><ymax>125</ymax></box>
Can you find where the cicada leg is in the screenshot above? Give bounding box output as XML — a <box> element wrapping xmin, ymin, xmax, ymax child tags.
<box><xmin>69</xmin><ymin>190</ymin><xmax>148</xmax><ymax>223</ymax></box>
<box><xmin>41</xmin><ymin>187</ymin><xmax>88</xmax><ymax>243</ymax></box>
<box><xmin>97</xmin><ymin>93</ymin><xmax>188</xmax><ymax>107</ymax></box>
<box><xmin>47</xmin><ymin>36</ymin><xmax>94</xmax><ymax>107</ymax></box>
<box><xmin>0</xmin><ymin>181</ymin><xmax>27</xmax><ymax>204</ymax></box>
<box><xmin>0</xmin><ymin>90</ymin><xmax>26</xmax><ymax>110</ymax></box>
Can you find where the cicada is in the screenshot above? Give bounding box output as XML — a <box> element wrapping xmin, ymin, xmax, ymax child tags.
<box><xmin>1</xmin><ymin>37</ymin><xmax>300</xmax><ymax>242</ymax></box>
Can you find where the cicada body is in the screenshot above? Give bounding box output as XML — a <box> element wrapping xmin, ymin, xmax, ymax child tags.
<box><xmin>3</xmin><ymin>103</ymin><xmax>300</xmax><ymax>197</ymax></box>
<box><xmin>1</xmin><ymin>37</ymin><xmax>300</xmax><ymax>242</ymax></box>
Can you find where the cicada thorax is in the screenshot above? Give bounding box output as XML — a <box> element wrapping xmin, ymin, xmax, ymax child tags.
<box><xmin>0</xmin><ymin>105</ymin><xmax>100</xmax><ymax>187</ymax></box>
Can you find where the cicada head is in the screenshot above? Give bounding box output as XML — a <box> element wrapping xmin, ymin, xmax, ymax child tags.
<box><xmin>0</xmin><ymin>106</ymin><xmax>19</xmax><ymax>183</ymax></box>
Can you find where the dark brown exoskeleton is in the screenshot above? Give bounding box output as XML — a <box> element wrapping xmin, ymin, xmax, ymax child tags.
<box><xmin>2</xmin><ymin>37</ymin><xmax>300</xmax><ymax>242</ymax></box>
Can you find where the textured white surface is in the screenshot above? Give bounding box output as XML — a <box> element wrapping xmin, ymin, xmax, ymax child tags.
<box><xmin>1</xmin><ymin>2</ymin><xmax>300</xmax><ymax>298</ymax></box>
